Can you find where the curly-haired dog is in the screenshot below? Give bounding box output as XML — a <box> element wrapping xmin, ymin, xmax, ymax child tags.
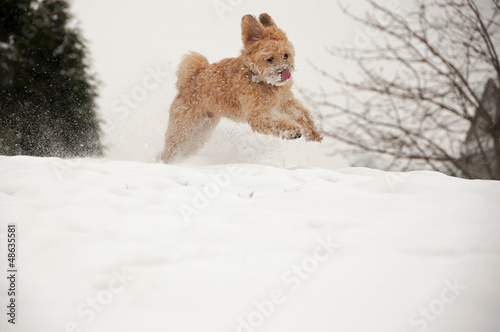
<box><xmin>158</xmin><ymin>13</ymin><xmax>323</xmax><ymax>163</ymax></box>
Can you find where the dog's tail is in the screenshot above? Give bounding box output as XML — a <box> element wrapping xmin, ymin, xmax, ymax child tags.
<box><xmin>176</xmin><ymin>52</ymin><xmax>209</xmax><ymax>89</ymax></box>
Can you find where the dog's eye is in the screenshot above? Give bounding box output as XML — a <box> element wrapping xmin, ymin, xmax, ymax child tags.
<box><xmin>266</xmin><ymin>57</ymin><xmax>274</xmax><ymax>63</ymax></box>
<box><xmin>284</xmin><ymin>54</ymin><xmax>288</xmax><ymax>59</ymax></box>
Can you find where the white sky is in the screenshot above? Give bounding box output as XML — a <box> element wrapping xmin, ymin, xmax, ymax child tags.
<box><xmin>69</xmin><ymin>0</ymin><xmax>398</xmax><ymax>167</ymax></box>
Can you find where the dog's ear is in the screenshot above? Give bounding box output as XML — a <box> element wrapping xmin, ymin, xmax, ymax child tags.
<box><xmin>259</xmin><ymin>13</ymin><xmax>276</xmax><ymax>28</ymax></box>
<box><xmin>242</xmin><ymin>15</ymin><xmax>264</xmax><ymax>48</ymax></box>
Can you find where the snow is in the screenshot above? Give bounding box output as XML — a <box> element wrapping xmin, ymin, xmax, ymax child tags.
<box><xmin>1</xmin><ymin>155</ymin><xmax>499</xmax><ymax>332</ymax></box>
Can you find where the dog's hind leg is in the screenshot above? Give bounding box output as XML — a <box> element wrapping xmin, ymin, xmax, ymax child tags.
<box><xmin>158</xmin><ymin>101</ymin><xmax>219</xmax><ymax>163</ymax></box>
<box><xmin>178</xmin><ymin>110</ymin><xmax>219</xmax><ymax>160</ymax></box>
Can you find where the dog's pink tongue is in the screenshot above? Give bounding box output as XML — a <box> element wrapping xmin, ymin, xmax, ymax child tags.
<box><xmin>281</xmin><ymin>70</ymin><xmax>291</xmax><ymax>81</ymax></box>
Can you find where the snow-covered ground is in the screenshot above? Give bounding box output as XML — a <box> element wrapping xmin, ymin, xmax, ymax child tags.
<box><xmin>0</xmin><ymin>156</ymin><xmax>499</xmax><ymax>332</ymax></box>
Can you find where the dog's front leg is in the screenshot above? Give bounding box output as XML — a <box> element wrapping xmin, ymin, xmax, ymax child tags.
<box><xmin>246</xmin><ymin>108</ymin><xmax>302</xmax><ymax>140</ymax></box>
<box><xmin>284</xmin><ymin>99</ymin><xmax>323</xmax><ymax>142</ymax></box>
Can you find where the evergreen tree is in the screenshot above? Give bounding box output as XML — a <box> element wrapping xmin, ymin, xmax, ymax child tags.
<box><xmin>0</xmin><ymin>0</ymin><xmax>103</xmax><ymax>157</ymax></box>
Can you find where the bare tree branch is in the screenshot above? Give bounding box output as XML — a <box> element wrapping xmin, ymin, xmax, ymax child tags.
<box><xmin>306</xmin><ymin>0</ymin><xmax>500</xmax><ymax>179</ymax></box>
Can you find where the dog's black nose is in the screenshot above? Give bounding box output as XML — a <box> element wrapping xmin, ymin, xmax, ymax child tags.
<box><xmin>290</xmin><ymin>133</ymin><xmax>301</xmax><ymax>139</ymax></box>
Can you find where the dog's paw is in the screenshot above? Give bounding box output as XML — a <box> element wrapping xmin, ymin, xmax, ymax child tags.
<box><xmin>280</xmin><ymin>130</ymin><xmax>302</xmax><ymax>140</ymax></box>
<box><xmin>305</xmin><ymin>131</ymin><xmax>323</xmax><ymax>142</ymax></box>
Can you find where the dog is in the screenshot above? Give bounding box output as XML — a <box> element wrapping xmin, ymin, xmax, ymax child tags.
<box><xmin>158</xmin><ymin>13</ymin><xmax>323</xmax><ymax>163</ymax></box>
